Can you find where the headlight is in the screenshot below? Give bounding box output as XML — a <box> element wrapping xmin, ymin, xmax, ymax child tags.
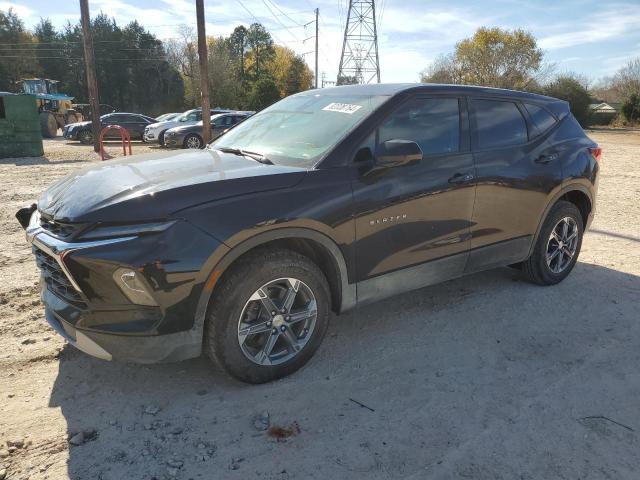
<box><xmin>79</xmin><ymin>221</ymin><xmax>176</xmax><ymax>240</ymax></box>
<box><xmin>29</xmin><ymin>209</ymin><xmax>41</xmax><ymax>229</ymax></box>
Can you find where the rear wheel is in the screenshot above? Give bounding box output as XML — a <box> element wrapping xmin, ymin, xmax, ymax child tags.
<box><xmin>184</xmin><ymin>134</ymin><xmax>203</xmax><ymax>149</ymax></box>
<box><xmin>39</xmin><ymin>112</ymin><xmax>58</xmax><ymax>138</ymax></box>
<box><xmin>521</xmin><ymin>200</ymin><xmax>583</xmax><ymax>285</ymax></box>
<box><xmin>204</xmin><ymin>249</ymin><xmax>331</xmax><ymax>384</ymax></box>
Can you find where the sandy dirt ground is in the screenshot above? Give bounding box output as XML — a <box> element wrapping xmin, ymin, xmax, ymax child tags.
<box><xmin>0</xmin><ymin>132</ymin><xmax>639</xmax><ymax>480</ymax></box>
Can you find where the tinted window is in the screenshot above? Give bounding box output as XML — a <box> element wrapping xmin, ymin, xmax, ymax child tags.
<box><xmin>474</xmin><ymin>99</ymin><xmax>527</xmax><ymax>149</ymax></box>
<box><xmin>118</xmin><ymin>115</ymin><xmax>142</xmax><ymax>123</ymax></box>
<box><xmin>378</xmin><ymin>98</ymin><xmax>460</xmax><ymax>155</ymax></box>
<box><xmin>524</xmin><ymin>103</ymin><xmax>556</xmax><ymax>137</ymax></box>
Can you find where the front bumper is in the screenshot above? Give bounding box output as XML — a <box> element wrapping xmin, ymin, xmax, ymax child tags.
<box><xmin>143</xmin><ymin>131</ymin><xmax>159</xmax><ymax>143</ymax></box>
<box><xmin>45</xmin><ymin>303</ymin><xmax>201</xmax><ymax>363</ymax></box>
<box><xmin>163</xmin><ymin>133</ymin><xmax>184</xmax><ymax>148</ymax></box>
<box><xmin>63</xmin><ymin>127</ymin><xmax>77</xmax><ymax>140</ymax></box>
<box><xmin>25</xmin><ymin>219</ymin><xmax>222</xmax><ymax>363</ymax></box>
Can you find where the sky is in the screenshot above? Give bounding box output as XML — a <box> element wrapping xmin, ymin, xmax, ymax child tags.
<box><xmin>4</xmin><ymin>0</ymin><xmax>640</xmax><ymax>85</ymax></box>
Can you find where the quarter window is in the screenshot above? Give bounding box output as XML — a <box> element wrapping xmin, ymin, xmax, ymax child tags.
<box><xmin>524</xmin><ymin>103</ymin><xmax>557</xmax><ymax>137</ymax></box>
<box><xmin>378</xmin><ymin>98</ymin><xmax>460</xmax><ymax>155</ymax></box>
<box><xmin>473</xmin><ymin>99</ymin><xmax>527</xmax><ymax>149</ymax></box>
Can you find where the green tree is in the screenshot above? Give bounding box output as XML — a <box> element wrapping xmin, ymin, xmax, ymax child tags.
<box><xmin>0</xmin><ymin>8</ymin><xmax>38</xmax><ymax>91</ymax></box>
<box><xmin>247</xmin><ymin>77</ymin><xmax>281</xmax><ymax>110</ymax></box>
<box><xmin>33</xmin><ymin>19</ymin><xmax>68</xmax><ymax>83</ymax></box>
<box><xmin>207</xmin><ymin>36</ymin><xmax>243</xmax><ymax>109</ymax></box>
<box><xmin>622</xmin><ymin>93</ymin><xmax>640</xmax><ymax>123</ymax></box>
<box><xmin>246</xmin><ymin>23</ymin><xmax>274</xmax><ymax>79</ymax></box>
<box><xmin>229</xmin><ymin>25</ymin><xmax>248</xmax><ymax>86</ymax></box>
<box><xmin>543</xmin><ymin>76</ymin><xmax>592</xmax><ymax>127</ymax></box>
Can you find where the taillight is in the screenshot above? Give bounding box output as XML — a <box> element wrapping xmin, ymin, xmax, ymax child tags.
<box><xmin>590</xmin><ymin>146</ymin><xmax>602</xmax><ymax>161</ymax></box>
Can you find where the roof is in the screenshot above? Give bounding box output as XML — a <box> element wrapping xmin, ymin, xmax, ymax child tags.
<box><xmin>308</xmin><ymin>82</ymin><xmax>560</xmax><ymax>103</ymax></box>
<box><xmin>35</xmin><ymin>93</ymin><xmax>74</xmax><ymax>102</ymax></box>
<box><xmin>589</xmin><ymin>102</ymin><xmax>618</xmax><ymax>113</ymax></box>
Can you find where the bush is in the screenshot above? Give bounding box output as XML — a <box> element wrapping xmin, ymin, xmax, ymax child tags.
<box><xmin>247</xmin><ymin>78</ymin><xmax>281</xmax><ymax>111</ymax></box>
<box><xmin>543</xmin><ymin>76</ymin><xmax>592</xmax><ymax>127</ymax></box>
<box><xmin>621</xmin><ymin>94</ymin><xmax>640</xmax><ymax>123</ymax></box>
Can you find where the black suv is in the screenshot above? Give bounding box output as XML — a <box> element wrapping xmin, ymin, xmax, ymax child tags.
<box><xmin>63</xmin><ymin>112</ymin><xmax>157</xmax><ymax>144</ymax></box>
<box><xmin>18</xmin><ymin>84</ymin><xmax>599</xmax><ymax>383</ymax></box>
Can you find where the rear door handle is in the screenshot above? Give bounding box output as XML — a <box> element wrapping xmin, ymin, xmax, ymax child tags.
<box><xmin>448</xmin><ymin>172</ymin><xmax>474</xmax><ymax>184</ymax></box>
<box><xmin>536</xmin><ymin>152</ymin><xmax>559</xmax><ymax>164</ymax></box>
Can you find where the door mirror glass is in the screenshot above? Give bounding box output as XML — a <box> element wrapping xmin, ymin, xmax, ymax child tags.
<box><xmin>375</xmin><ymin>139</ymin><xmax>423</xmax><ymax>167</ymax></box>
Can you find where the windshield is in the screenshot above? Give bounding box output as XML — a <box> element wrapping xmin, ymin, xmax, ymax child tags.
<box><xmin>177</xmin><ymin>110</ymin><xmax>201</xmax><ymax>122</ymax></box>
<box><xmin>211</xmin><ymin>93</ymin><xmax>388</xmax><ymax>167</ymax></box>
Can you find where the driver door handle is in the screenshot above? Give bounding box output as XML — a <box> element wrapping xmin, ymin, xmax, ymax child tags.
<box><xmin>536</xmin><ymin>152</ymin><xmax>559</xmax><ymax>164</ymax></box>
<box><xmin>448</xmin><ymin>172</ymin><xmax>474</xmax><ymax>184</ymax></box>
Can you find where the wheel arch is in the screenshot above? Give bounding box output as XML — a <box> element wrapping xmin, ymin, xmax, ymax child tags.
<box><xmin>528</xmin><ymin>183</ymin><xmax>593</xmax><ymax>258</ymax></box>
<box><xmin>184</xmin><ymin>132</ymin><xmax>203</xmax><ymax>148</ymax></box>
<box><xmin>192</xmin><ymin>228</ymin><xmax>356</xmax><ymax>346</ymax></box>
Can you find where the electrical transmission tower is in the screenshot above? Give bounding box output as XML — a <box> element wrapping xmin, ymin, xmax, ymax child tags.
<box><xmin>337</xmin><ymin>0</ymin><xmax>380</xmax><ymax>85</ymax></box>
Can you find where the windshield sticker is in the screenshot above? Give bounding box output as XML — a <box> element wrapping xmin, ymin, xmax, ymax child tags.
<box><xmin>322</xmin><ymin>103</ymin><xmax>362</xmax><ymax>114</ymax></box>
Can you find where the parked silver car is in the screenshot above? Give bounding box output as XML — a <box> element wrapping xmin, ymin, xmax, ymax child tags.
<box><xmin>164</xmin><ymin>112</ymin><xmax>253</xmax><ymax>149</ymax></box>
<box><xmin>143</xmin><ymin>108</ymin><xmax>232</xmax><ymax>146</ymax></box>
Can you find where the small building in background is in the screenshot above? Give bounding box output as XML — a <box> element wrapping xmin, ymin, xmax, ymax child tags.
<box><xmin>589</xmin><ymin>101</ymin><xmax>620</xmax><ymax>125</ymax></box>
<box><xmin>0</xmin><ymin>93</ymin><xmax>44</xmax><ymax>159</ymax></box>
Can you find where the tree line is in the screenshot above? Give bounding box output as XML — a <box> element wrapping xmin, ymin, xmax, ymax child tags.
<box><xmin>0</xmin><ymin>8</ymin><xmax>313</xmax><ymax>116</ymax></box>
<box><xmin>420</xmin><ymin>27</ymin><xmax>640</xmax><ymax>126</ymax></box>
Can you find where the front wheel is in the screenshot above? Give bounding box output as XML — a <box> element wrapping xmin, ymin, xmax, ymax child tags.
<box><xmin>78</xmin><ymin>130</ymin><xmax>93</xmax><ymax>145</ymax></box>
<box><xmin>183</xmin><ymin>134</ymin><xmax>203</xmax><ymax>149</ymax></box>
<box><xmin>521</xmin><ymin>200</ymin><xmax>584</xmax><ymax>285</ymax></box>
<box><xmin>204</xmin><ymin>249</ymin><xmax>331</xmax><ymax>383</ymax></box>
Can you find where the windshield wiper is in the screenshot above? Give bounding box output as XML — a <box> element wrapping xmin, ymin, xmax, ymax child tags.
<box><xmin>216</xmin><ymin>147</ymin><xmax>274</xmax><ymax>165</ymax></box>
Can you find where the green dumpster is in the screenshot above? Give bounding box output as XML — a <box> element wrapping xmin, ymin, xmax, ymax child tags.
<box><xmin>0</xmin><ymin>93</ymin><xmax>44</xmax><ymax>158</ymax></box>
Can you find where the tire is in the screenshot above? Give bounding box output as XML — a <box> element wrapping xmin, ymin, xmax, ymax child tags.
<box><xmin>78</xmin><ymin>130</ymin><xmax>93</xmax><ymax>145</ymax></box>
<box><xmin>204</xmin><ymin>248</ymin><xmax>331</xmax><ymax>384</ymax></box>
<box><xmin>158</xmin><ymin>130</ymin><xmax>166</xmax><ymax>147</ymax></box>
<box><xmin>39</xmin><ymin>112</ymin><xmax>58</xmax><ymax>138</ymax></box>
<box><xmin>183</xmin><ymin>134</ymin><xmax>203</xmax><ymax>149</ymax></box>
<box><xmin>521</xmin><ymin>200</ymin><xmax>583</xmax><ymax>285</ymax></box>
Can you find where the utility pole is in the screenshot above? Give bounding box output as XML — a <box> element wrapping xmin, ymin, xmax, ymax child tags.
<box><xmin>314</xmin><ymin>8</ymin><xmax>319</xmax><ymax>89</ymax></box>
<box><xmin>196</xmin><ymin>0</ymin><xmax>211</xmax><ymax>145</ymax></box>
<box><xmin>79</xmin><ymin>0</ymin><xmax>101</xmax><ymax>153</ymax></box>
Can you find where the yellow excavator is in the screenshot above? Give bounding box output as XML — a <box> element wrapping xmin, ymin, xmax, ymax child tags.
<box><xmin>20</xmin><ymin>79</ymin><xmax>83</xmax><ymax>138</ymax></box>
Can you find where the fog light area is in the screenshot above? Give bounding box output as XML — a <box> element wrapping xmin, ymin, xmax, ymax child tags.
<box><xmin>113</xmin><ymin>268</ymin><xmax>158</xmax><ymax>306</ymax></box>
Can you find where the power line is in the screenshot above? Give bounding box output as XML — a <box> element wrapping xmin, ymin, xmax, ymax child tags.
<box><xmin>234</xmin><ymin>0</ymin><xmax>285</xmax><ymax>44</ymax></box>
<box><xmin>261</xmin><ymin>0</ymin><xmax>301</xmax><ymax>40</ymax></box>
<box><xmin>265</xmin><ymin>0</ymin><xmax>306</xmax><ymax>26</ymax></box>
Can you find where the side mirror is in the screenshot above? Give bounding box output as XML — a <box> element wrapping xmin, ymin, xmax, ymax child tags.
<box><xmin>376</xmin><ymin>139</ymin><xmax>423</xmax><ymax>168</ymax></box>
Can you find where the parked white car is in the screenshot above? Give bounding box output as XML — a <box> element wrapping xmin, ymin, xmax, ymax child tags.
<box><xmin>143</xmin><ymin>108</ymin><xmax>232</xmax><ymax>146</ymax></box>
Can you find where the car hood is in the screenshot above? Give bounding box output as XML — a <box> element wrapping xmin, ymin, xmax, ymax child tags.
<box><xmin>166</xmin><ymin>124</ymin><xmax>198</xmax><ymax>134</ymax></box>
<box><xmin>67</xmin><ymin>121</ymin><xmax>91</xmax><ymax>128</ymax></box>
<box><xmin>38</xmin><ymin>149</ymin><xmax>307</xmax><ymax>223</ymax></box>
<box><xmin>147</xmin><ymin>119</ymin><xmax>193</xmax><ymax>132</ymax></box>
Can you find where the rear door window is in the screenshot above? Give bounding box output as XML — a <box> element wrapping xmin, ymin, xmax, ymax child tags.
<box><xmin>378</xmin><ymin>97</ymin><xmax>460</xmax><ymax>155</ymax></box>
<box><xmin>473</xmin><ymin>99</ymin><xmax>527</xmax><ymax>149</ymax></box>
<box><xmin>523</xmin><ymin>103</ymin><xmax>557</xmax><ymax>137</ymax></box>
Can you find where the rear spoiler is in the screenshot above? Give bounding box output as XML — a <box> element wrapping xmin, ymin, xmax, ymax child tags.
<box><xmin>545</xmin><ymin>99</ymin><xmax>570</xmax><ymax>121</ymax></box>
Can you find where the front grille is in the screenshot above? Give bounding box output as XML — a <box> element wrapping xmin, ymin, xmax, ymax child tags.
<box><xmin>33</xmin><ymin>246</ymin><xmax>87</xmax><ymax>309</ymax></box>
<box><xmin>39</xmin><ymin>217</ymin><xmax>83</xmax><ymax>239</ymax></box>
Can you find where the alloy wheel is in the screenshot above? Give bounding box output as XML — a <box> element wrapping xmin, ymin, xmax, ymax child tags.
<box><xmin>185</xmin><ymin>136</ymin><xmax>202</xmax><ymax>149</ymax></box>
<box><xmin>237</xmin><ymin>278</ymin><xmax>317</xmax><ymax>366</ymax></box>
<box><xmin>545</xmin><ymin>216</ymin><xmax>579</xmax><ymax>274</ymax></box>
